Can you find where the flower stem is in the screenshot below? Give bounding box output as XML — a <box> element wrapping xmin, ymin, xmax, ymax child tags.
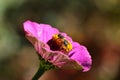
<box><xmin>32</xmin><ymin>66</ymin><xmax>45</xmax><ymax>80</ymax></box>
<box><xmin>32</xmin><ymin>56</ymin><xmax>56</xmax><ymax>80</ymax></box>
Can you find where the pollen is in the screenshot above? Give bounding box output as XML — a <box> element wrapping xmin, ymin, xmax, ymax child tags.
<box><xmin>52</xmin><ymin>34</ymin><xmax>73</xmax><ymax>53</ymax></box>
<box><xmin>52</xmin><ymin>34</ymin><xmax>59</xmax><ymax>40</ymax></box>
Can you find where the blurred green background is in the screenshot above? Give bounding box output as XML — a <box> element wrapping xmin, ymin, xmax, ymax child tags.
<box><xmin>0</xmin><ymin>0</ymin><xmax>120</xmax><ymax>80</ymax></box>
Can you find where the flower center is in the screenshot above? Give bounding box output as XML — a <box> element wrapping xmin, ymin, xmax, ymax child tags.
<box><xmin>47</xmin><ymin>34</ymin><xmax>72</xmax><ymax>53</ymax></box>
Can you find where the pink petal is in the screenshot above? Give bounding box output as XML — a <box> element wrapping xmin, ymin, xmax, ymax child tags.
<box><xmin>69</xmin><ymin>42</ymin><xmax>92</xmax><ymax>72</ymax></box>
<box><xmin>23</xmin><ymin>20</ymin><xmax>59</xmax><ymax>43</ymax></box>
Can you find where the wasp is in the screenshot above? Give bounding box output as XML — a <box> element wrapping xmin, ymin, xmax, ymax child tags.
<box><xmin>52</xmin><ymin>34</ymin><xmax>72</xmax><ymax>53</ymax></box>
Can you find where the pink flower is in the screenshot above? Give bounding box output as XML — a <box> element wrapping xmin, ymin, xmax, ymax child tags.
<box><xmin>23</xmin><ymin>20</ymin><xmax>92</xmax><ymax>72</ymax></box>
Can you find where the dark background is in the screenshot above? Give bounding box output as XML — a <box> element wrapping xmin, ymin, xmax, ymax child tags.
<box><xmin>0</xmin><ymin>0</ymin><xmax>120</xmax><ymax>80</ymax></box>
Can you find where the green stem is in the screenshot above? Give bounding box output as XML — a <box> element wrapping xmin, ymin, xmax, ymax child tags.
<box><xmin>32</xmin><ymin>66</ymin><xmax>45</xmax><ymax>80</ymax></box>
<box><xmin>32</xmin><ymin>57</ymin><xmax>56</xmax><ymax>80</ymax></box>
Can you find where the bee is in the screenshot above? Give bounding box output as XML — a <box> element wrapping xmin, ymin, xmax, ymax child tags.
<box><xmin>52</xmin><ymin>34</ymin><xmax>72</xmax><ymax>53</ymax></box>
